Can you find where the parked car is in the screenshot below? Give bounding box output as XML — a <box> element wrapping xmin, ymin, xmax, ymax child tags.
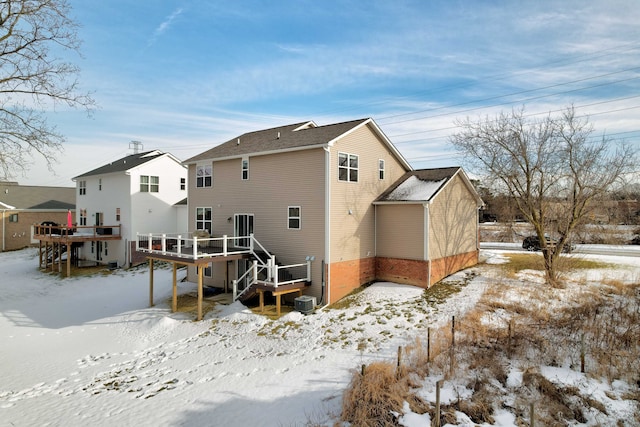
<box><xmin>522</xmin><ymin>235</ymin><xmax>574</xmax><ymax>253</ymax></box>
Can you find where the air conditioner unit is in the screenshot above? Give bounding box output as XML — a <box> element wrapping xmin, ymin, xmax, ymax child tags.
<box><xmin>294</xmin><ymin>295</ymin><xmax>316</xmax><ymax>314</ymax></box>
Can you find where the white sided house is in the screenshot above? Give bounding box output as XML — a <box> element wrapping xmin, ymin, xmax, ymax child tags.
<box><xmin>73</xmin><ymin>150</ymin><xmax>187</xmax><ymax>268</ymax></box>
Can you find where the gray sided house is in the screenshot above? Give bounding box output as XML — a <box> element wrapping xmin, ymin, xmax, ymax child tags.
<box><xmin>168</xmin><ymin>117</ymin><xmax>483</xmax><ymax>306</ymax></box>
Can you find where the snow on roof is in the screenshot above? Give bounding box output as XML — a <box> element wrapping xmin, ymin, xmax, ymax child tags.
<box><xmin>385</xmin><ymin>175</ymin><xmax>447</xmax><ymax>201</ymax></box>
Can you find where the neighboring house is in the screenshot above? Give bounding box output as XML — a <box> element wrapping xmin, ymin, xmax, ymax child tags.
<box><xmin>73</xmin><ymin>150</ymin><xmax>187</xmax><ymax>267</ymax></box>
<box><xmin>139</xmin><ymin>118</ymin><xmax>481</xmax><ymax>311</ymax></box>
<box><xmin>0</xmin><ymin>181</ymin><xmax>75</xmax><ymax>252</ymax></box>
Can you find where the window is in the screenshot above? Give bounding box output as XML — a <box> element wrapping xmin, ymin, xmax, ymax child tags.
<box><xmin>79</xmin><ymin>180</ymin><xmax>86</xmax><ymax>195</ymax></box>
<box><xmin>379</xmin><ymin>159</ymin><xmax>385</xmax><ymax>180</ymax></box>
<box><xmin>288</xmin><ymin>206</ymin><xmax>301</xmax><ymax>229</ymax></box>
<box><xmin>140</xmin><ymin>175</ymin><xmax>159</xmax><ymax>192</ymax></box>
<box><xmin>9</xmin><ymin>213</ymin><xmax>18</xmax><ymax>222</ymax></box>
<box><xmin>180</xmin><ymin>177</ymin><xmax>186</xmax><ymax>190</ymax></box>
<box><xmin>196</xmin><ymin>165</ymin><xmax>212</xmax><ymax>187</ymax></box>
<box><xmin>116</xmin><ymin>208</ymin><xmax>121</xmax><ymax>222</ymax></box>
<box><xmin>150</xmin><ymin>176</ymin><xmax>159</xmax><ymax>192</ymax></box>
<box><xmin>338</xmin><ymin>152</ymin><xmax>358</xmax><ymax>182</ymax></box>
<box><xmin>98</xmin><ymin>178</ymin><xmax>102</xmax><ymax>191</ymax></box>
<box><xmin>79</xmin><ymin>209</ymin><xmax>87</xmax><ymax>226</ymax></box>
<box><xmin>241</xmin><ymin>158</ymin><xmax>249</xmax><ymax>180</ymax></box>
<box><xmin>196</xmin><ymin>207</ymin><xmax>212</xmax><ymax>234</ymax></box>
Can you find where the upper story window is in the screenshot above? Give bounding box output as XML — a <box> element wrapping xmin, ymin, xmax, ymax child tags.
<box><xmin>196</xmin><ymin>165</ymin><xmax>212</xmax><ymax>187</ymax></box>
<box><xmin>140</xmin><ymin>175</ymin><xmax>159</xmax><ymax>192</ymax></box>
<box><xmin>379</xmin><ymin>159</ymin><xmax>385</xmax><ymax>180</ymax></box>
<box><xmin>116</xmin><ymin>208</ymin><xmax>121</xmax><ymax>221</ymax></box>
<box><xmin>288</xmin><ymin>206</ymin><xmax>301</xmax><ymax>229</ymax></box>
<box><xmin>338</xmin><ymin>152</ymin><xmax>358</xmax><ymax>182</ymax></box>
<box><xmin>241</xmin><ymin>158</ymin><xmax>249</xmax><ymax>180</ymax></box>
<box><xmin>79</xmin><ymin>209</ymin><xmax>87</xmax><ymax>226</ymax></box>
<box><xmin>180</xmin><ymin>177</ymin><xmax>186</xmax><ymax>190</ymax></box>
<box><xmin>98</xmin><ymin>178</ymin><xmax>102</xmax><ymax>191</ymax></box>
<box><xmin>79</xmin><ymin>180</ymin><xmax>86</xmax><ymax>195</ymax></box>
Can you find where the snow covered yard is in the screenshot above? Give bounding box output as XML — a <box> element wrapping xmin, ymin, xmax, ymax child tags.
<box><xmin>0</xmin><ymin>248</ymin><xmax>638</xmax><ymax>426</ymax></box>
<box><xmin>0</xmin><ymin>248</ymin><xmax>483</xmax><ymax>426</ymax></box>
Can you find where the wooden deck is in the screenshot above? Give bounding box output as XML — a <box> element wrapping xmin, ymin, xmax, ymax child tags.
<box><xmin>33</xmin><ymin>224</ymin><xmax>123</xmax><ymax>277</ymax></box>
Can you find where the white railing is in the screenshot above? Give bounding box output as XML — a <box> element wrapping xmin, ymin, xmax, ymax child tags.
<box><xmin>136</xmin><ymin>232</ymin><xmax>254</xmax><ymax>260</ymax></box>
<box><xmin>137</xmin><ymin>231</ymin><xmax>312</xmax><ymax>300</ymax></box>
<box><xmin>232</xmin><ymin>259</ymin><xmax>312</xmax><ymax>301</ymax></box>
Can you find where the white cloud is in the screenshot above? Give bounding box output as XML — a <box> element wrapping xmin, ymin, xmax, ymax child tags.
<box><xmin>149</xmin><ymin>8</ymin><xmax>183</xmax><ymax>45</ymax></box>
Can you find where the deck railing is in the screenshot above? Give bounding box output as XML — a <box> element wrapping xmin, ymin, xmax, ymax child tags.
<box><xmin>136</xmin><ymin>232</ymin><xmax>311</xmax><ymax>300</ymax></box>
<box><xmin>135</xmin><ymin>232</ymin><xmax>253</xmax><ymax>260</ymax></box>
<box><xmin>34</xmin><ymin>224</ymin><xmax>122</xmax><ymax>238</ymax></box>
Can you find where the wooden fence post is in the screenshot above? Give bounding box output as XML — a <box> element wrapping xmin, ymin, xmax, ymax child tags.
<box><xmin>434</xmin><ymin>379</ymin><xmax>443</xmax><ymax>427</ymax></box>
<box><xmin>580</xmin><ymin>333</ymin><xmax>585</xmax><ymax>373</ymax></box>
<box><xmin>449</xmin><ymin>316</ymin><xmax>455</xmax><ymax>376</ymax></box>
<box><xmin>427</xmin><ymin>327</ymin><xmax>431</xmax><ymax>363</ymax></box>
<box><xmin>397</xmin><ymin>346</ymin><xmax>402</xmax><ymax>378</ymax></box>
<box><xmin>530</xmin><ymin>402</ymin><xmax>535</xmax><ymax>427</ymax></box>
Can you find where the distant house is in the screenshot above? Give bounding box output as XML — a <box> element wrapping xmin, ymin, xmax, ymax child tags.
<box><xmin>137</xmin><ymin>118</ymin><xmax>483</xmax><ymax>318</ymax></box>
<box><xmin>0</xmin><ymin>181</ymin><xmax>75</xmax><ymax>252</ymax></box>
<box><xmin>73</xmin><ymin>150</ymin><xmax>187</xmax><ymax>268</ymax></box>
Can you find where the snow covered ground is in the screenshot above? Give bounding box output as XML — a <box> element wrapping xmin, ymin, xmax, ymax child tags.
<box><xmin>0</xmin><ymin>248</ymin><xmax>638</xmax><ymax>426</ymax></box>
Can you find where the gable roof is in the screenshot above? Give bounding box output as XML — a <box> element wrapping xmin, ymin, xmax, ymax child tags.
<box><xmin>73</xmin><ymin>150</ymin><xmax>181</xmax><ymax>179</ymax></box>
<box><xmin>184</xmin><ymin>118</ymin><xmax>412</xmax><ymax>170</ymax></box>
<box><xmin>374</xmin><ymin>167</ymin><xmax>483</xmax><ymax>206</ymax></box>
<box><xmin>0</xmin><ymin>182</ymin><xmax>75</xmax><ymax>210</ymax></box>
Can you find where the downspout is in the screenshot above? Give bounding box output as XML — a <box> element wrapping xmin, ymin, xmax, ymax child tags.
<box><xmin>1</xmin><ymin>209</ymin><xmax>5</xmax><ymax>252</ymax></box>
<box><xmin>322</xmin><ymin>145</ymin><xmax>331</xmax><ymax>307</ymax></box>
<box><xmin>424</xmin><ymin>202</ymin><xmax>431</xmax><ymax>287</ymax></box>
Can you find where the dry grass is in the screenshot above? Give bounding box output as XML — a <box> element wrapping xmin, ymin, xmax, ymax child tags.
<box><xmin>166</xmin><ymin>294</ymin><xmax>217</xmax><ymax>317</ymax></box>
<box><xmin>341</xmin><ymin>362</ymin><xmax>410</xmax><ymax>426</ymax></box>
<box><xmin>340</xmin><ymin>258</ymin><xmax>640</xmax><ymax>425</ymax></box>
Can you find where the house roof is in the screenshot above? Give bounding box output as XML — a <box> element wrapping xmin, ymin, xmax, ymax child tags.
<box><xmin>374</xmin><ymin>167</ymin><xmax>482</xmax><ymax>205</ymax></box>
<box><xmin>0</xmin><ymin>182</ymin><xmax>75</xmax><ymax>210</ymax></box>
<box><xmin>73</xmin><ymin>150</ymin><xmax>181</xmax><ymax>179</ymax></box>
<box><xmin>184</xmin><ymin>118</ymin><xmax>412</xmax><ymax>170</ymax></box>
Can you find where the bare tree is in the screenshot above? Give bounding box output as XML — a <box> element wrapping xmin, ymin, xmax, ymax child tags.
<box><xmin>451</xmin><ymin>106</ymin><xmax>636</xmax><ymax>286</ymax></box>
<box><xmin>0</xmin><ymin>0</ymin><xmax>95</xmax><ymax>179</ymax></box>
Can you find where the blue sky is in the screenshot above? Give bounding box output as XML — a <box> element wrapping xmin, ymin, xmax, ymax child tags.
<box><xmin>25</xmin><ymin>0</ymin><xmax>640</xmax><ymax>186</ymax></box>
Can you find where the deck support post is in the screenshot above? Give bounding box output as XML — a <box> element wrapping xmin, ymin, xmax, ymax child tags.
<box><xmin>149</xmin><ymin>258</ymin><xmax>154</xmax><ymax>307</ymax></box>
<box><xmin>66</xmin><ymin>244</ymin><xmax>71</xmax><ymax>278</ymax></box>
<box><xmin>172</xmin><ymin>263</ymin><xmax>177</xmax><ymax>313</ymax></box>
<box><xmin>197</xmin><ymin>265</ymin><xmax>203</xmax><ymax>321</ymax></box>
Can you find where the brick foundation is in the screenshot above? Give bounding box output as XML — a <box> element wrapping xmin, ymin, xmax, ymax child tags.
<box><xmin>330</xmin><ymin>250</ymin><xmax>479</xmax><ymax>300</ymax></box>
<box><xmin>328</xmin><ymin>257</ymin><xmax>376</xmax><ymax>303</ymax></box>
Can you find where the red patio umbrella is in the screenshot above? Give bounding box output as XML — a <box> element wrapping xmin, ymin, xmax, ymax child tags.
<box><xmin>67</xmin><ymin>209</ymin><xmax>72</xmax><ymax>228</ymax></box>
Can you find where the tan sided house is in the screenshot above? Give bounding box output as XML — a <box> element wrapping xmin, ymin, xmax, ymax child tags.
<box><xmin>136</xmin><ymin>118</ymin><xmax>482</xmax><ymax>318</ymax></box>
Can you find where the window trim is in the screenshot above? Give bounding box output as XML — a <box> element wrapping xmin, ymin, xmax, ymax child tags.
<box><xmin>379</xmin><ymin>159</ymin><xmax>385</xmax><ymax>180</ymax></box>
<box><xmin>79</xmin><ymin>180</ymin><xmax>86</xmax><ymax>195</ymax></box>
<box><xmin>195</xmin><ymin>206</ymin><xmax>212</xmax><ymax>235</ymax></box>
<box><xmin>338</xmin><ymin>152</ymin><xmax>359</xmax><ymax>182</ymax></box>
<box><xmin>241</xmin><ymin>157</ymin><xmax>249</xmax><ymax>181</ymax></box>
<box><xmin>140</xmin><ymin>175</ymin><xmax>159</xmax><ymax>193</ymax></box>
<box><xmin>196</xmin><ymin>164</ymin><xmax>212</xmax><ymax>188</ymax></box>
<box><xmin>287</xmin><ymin>206</ymin><xmax>301</xmax><ymax>230</ymax></box>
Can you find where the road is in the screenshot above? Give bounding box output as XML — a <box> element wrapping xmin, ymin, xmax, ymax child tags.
<box><xmin>480</xmin><ymin>242</ymin><xmax>640</xmax><ymax>257</ymax></box>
